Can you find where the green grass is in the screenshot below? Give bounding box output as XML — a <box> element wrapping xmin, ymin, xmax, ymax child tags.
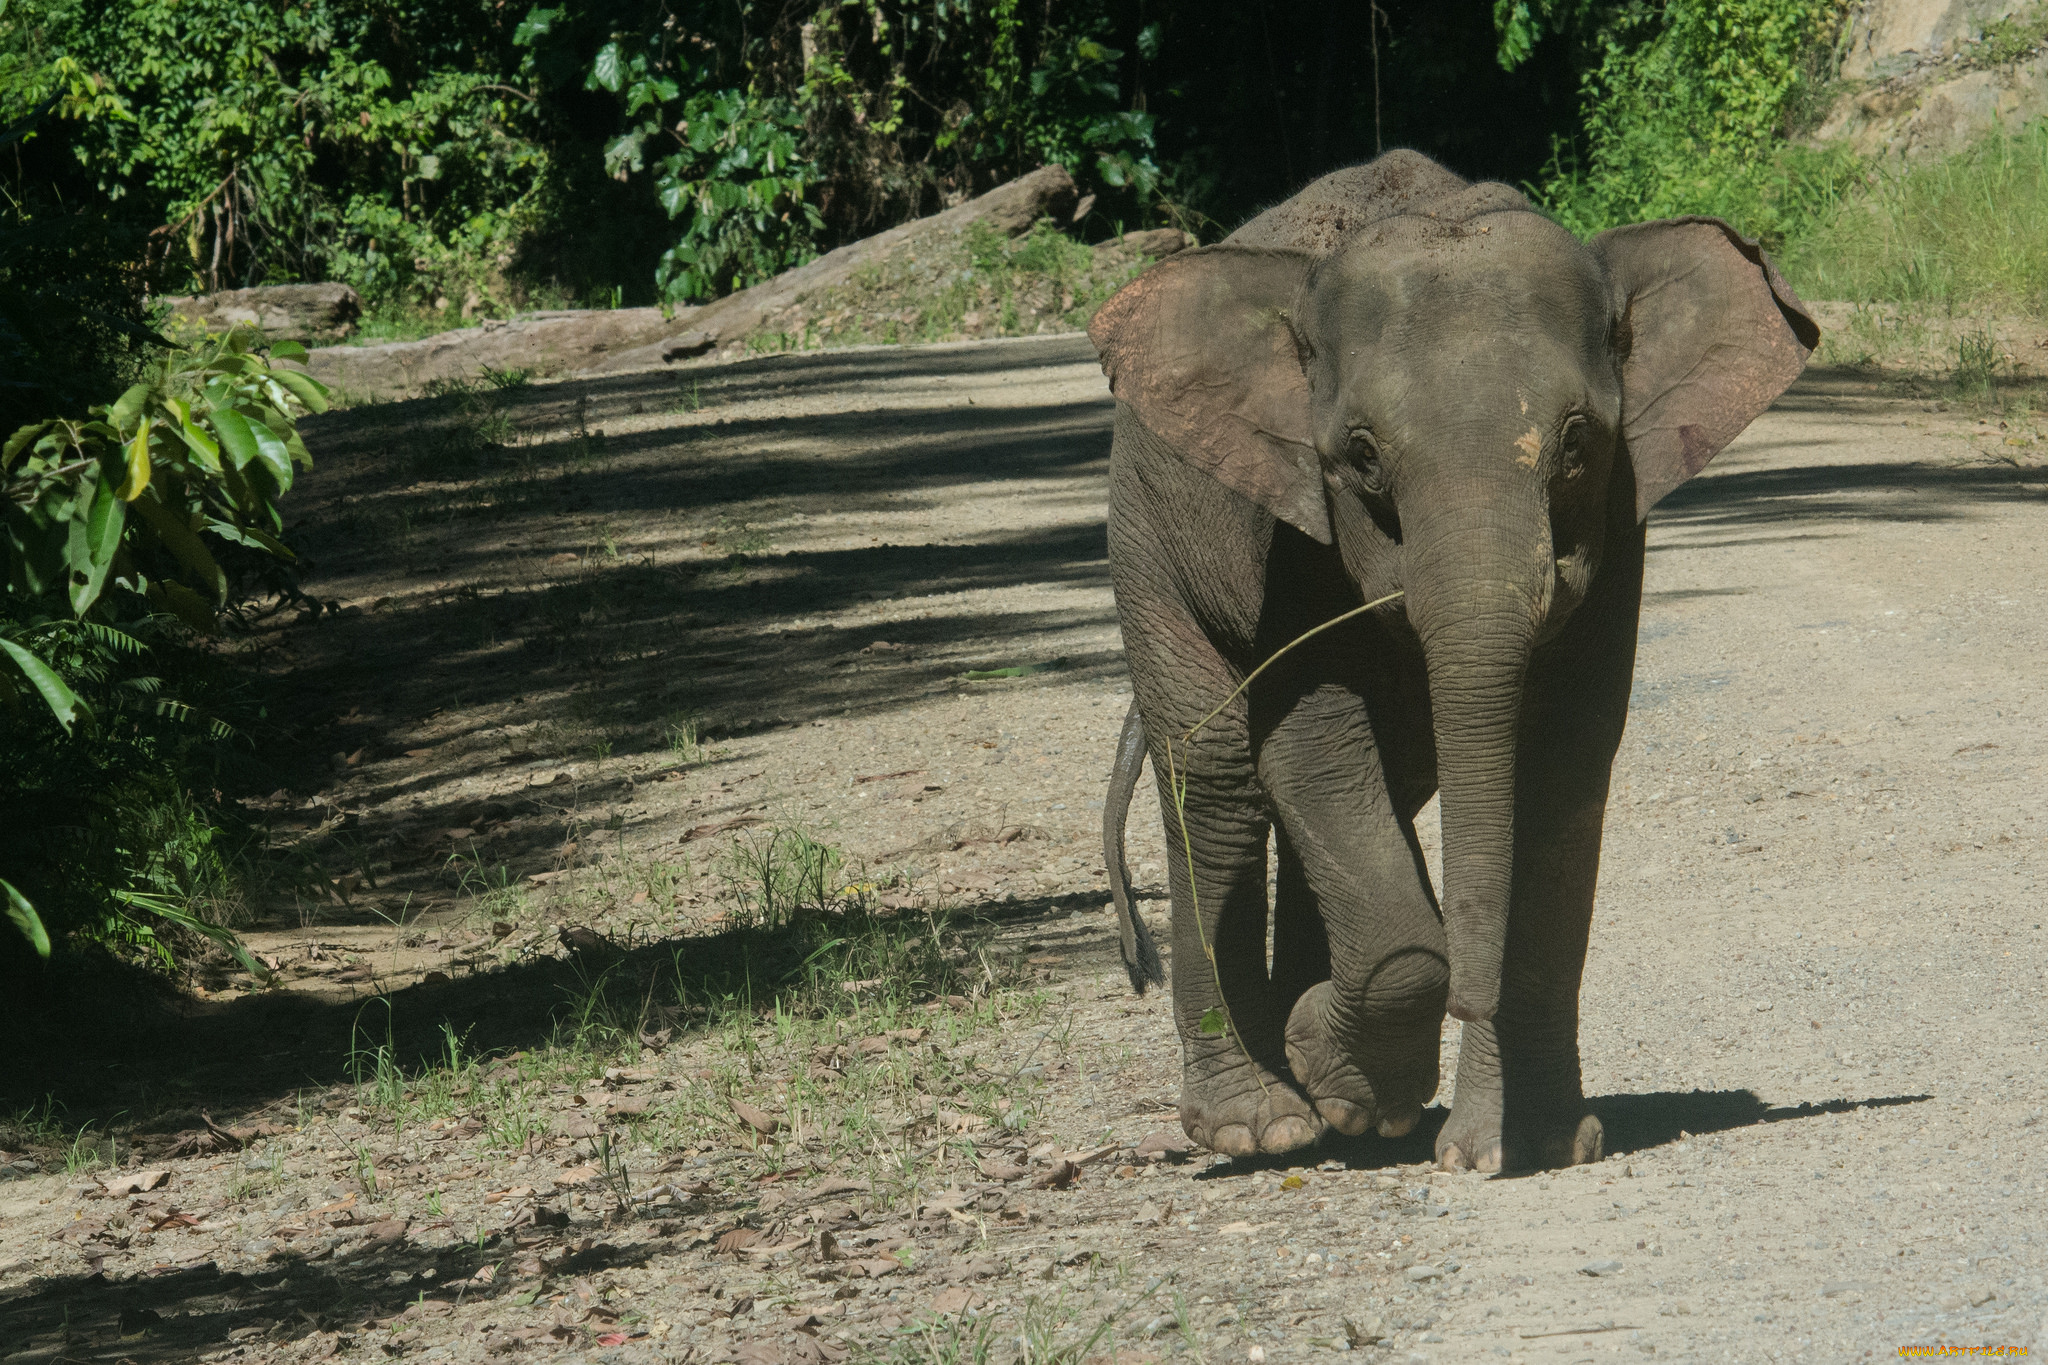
<box><xmin>1785</xmin><ymin>118</ymin><xmax>2048</xmax><ymax>315</ymax></box>
<box><xmin>331</xmin><ymin>820</ymin><xmax>1044</xmax><ymax>1215</ymax></box>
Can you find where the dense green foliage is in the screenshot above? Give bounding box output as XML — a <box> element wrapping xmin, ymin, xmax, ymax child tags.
<box><xmin>3</xmin><ymin>326</ymin><xmax>320</xmax><ymax>973</ymax></box>
<box><xmin>0</xmin><ymin>0</ymin><xmax>1163</xmax><ymax>315</ymax></box>
<box><xmin>1497</xmin><ymin>0</ymin><xmax>1860</xmax><ymax>246</ymax></box>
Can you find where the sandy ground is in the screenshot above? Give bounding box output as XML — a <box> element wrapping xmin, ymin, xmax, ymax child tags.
<box><xmin>3</xmin><ymin>334</ymin><xmax>2047</xmax><ymax>1364</ymax></box>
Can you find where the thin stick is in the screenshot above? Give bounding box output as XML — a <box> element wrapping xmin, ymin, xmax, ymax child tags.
<box><xmin>1183</xmin><ymin>591</ymin><xmax>1403</xmax><ymax>745</ymax></box>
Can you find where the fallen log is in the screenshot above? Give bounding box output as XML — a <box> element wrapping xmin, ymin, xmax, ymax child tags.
<box><xmin>161</xmin><ymin>283</ymin><xmax>362</xmax><ymax>343</ymax></box>
<box><xmin>300</xmin><ymin>165</ymin><xmax>1082</xmax><ymax>399</ymax></box>
<box><xmin>585</xmin><ymin>164</ymin><xmax>1082</xmax><ymax>374</ymax></box>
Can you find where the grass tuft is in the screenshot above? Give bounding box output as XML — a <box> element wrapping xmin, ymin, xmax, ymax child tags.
<box><xmin>1785</xmin><ymin>119</ymin><xmax>2048</xmax><ymax>315</ymax></box>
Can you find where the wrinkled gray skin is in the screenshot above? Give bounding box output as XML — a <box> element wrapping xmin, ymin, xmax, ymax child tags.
<box><xmin>1091</xmin><ymin>151</ymin><xmax>1816</xmax><ymax>1171</ymax></box>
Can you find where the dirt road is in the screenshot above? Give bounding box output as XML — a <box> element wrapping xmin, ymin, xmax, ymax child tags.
<box><xmin>2</xmin><ymin>335</ymin><xmax>2045</xmax><ymax>1363</ymax></box>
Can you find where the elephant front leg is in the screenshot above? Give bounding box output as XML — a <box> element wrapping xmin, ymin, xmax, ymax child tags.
<box><xmin>1260</xmin><ymin>681</ymin><xmax>1448</xmax><ymax>1141</ymax></box>
<box><xmin>1434</xmin><ymin>796</ymin><xmax>1607</xmax><ymax>1172</ymax></box>
<box><xmin>1158</xmin><ymin>764</ymin><xmax>1325</xmax><ymax>1157</ymax></box>
<box><xmin>1437</xmin><ymin>526</ymin><xmax>1640</xmax><ymax>1173</ymax></box>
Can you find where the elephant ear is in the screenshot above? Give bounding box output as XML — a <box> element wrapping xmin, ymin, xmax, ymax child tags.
<box><xmin>1591</xmin><ymin>217</ymin><xmax>1820</xmax><ymax>521</ymax></box>
<box><xmin>1089</xmin><ymin>246</ymin><xmax>1329</xmax><ymax>543</ymax></box>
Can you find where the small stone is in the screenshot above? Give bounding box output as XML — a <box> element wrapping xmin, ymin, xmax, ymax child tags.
<box><xmin>1343</xmin><ymin>1315</ymin><xmax>1388</xmax><ymax>1346</ymax></box>
<box><xmin>1580</xmin><ymin>1259</ymin><xmax>1623</xmax><ymax>1277</ymax></box>
<box><xmin>1405</xmin><ymin>1264</ymin><xmax>1442</xmax><ymax>1282</ymax></box>
<box><xmin>1136</xmin><ymin>1130</ymin><xmax>1196</xmax><ymax>1160</ymax></box>
<box><xmin>1937</xmin><ymin>1294</ymin><xmax>1965</xmax><ymax>1311</ymax></box>
<box><xmin>1968</xmin><ymin>1288</ymin><xmax>1996</xmax><ymax>1307</ymax></box>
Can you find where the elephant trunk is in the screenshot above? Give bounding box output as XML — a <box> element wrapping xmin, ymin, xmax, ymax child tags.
<box><xmin>1407</xmin><ymin>502</ymin><xmax>1550</xmax><ymax>1023</ymax></box>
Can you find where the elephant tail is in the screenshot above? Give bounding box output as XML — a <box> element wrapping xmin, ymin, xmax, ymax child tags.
<box><xmin>1105</xmin><ymin>699</ymin><xmax>1164</xmax><ymax>994</ymax></box>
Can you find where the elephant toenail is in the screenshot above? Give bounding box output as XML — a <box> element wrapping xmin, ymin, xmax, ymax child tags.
<box><xmin>1211</xmin><ymin>1124</ymin><xmax>1258</xmax><ymax>1157</ymax></box>
<box><xmin>1259</xmin><ymin>1115</ymin><xmax>1318</xmax><ymax>1153</ymax></box>
<box><xmin>1377</xmin><ymin>1107</ymin><xmax>1420</xmax><ymax>1138</ymax></box>
<box><xmin>1315</xmin><ymin>1098</ymin><xmax>1373</xmax><ymax>1137</ymax></box>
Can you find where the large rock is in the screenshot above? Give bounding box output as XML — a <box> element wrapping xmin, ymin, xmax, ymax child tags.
<box><xmin>1815</xmin><ymin>0</ymin><xmax>2048</xmax><ymax>158</ymax></box>
<box><xmin>305</xmin><ymin>307</ymin><xmax>689</xmax><ymax>401</ymax></box>
<box><xmin>583</xmin><ymin>165</ymin><xmax>1080</xmax><ymax>374</ymax></box>
<box><xmin>1837</xmin><ymin>0</ymin><xmax>2029</xmax><ymax>79</ymax></box>
<box><xmin>163</xmin><ymin>283</ymin><xmax>363</xmax><ymax>343</ymax></box>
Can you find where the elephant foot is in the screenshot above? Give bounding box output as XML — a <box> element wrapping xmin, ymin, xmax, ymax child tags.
<box><xmin>1282</xmin><ymin>981</ymin><xmax>1440</xmax><ymax>1139</ymax></box>
<box><xmin>1179</xmin><ymin>1048</ymin><xmax>1324</xmax><ymax>1157</ymax></box>
<box><xmin>1436</xmin><ymin>1097</ymin><xmax>1603</xmax><ymax>1173</ymax></box>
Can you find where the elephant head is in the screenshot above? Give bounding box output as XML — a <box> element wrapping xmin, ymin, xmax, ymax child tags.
<box><xmin>1090</xmin><ymin>178</ymin><xmax>1816</xmax><ymax>1025</ymax></box>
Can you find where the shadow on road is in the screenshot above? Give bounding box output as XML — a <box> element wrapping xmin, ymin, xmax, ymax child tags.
<box><xmin>3</xmin><ymin>884</ymin><xmax>1109</xmax><ymax>1127</ymax></box>
<box><xmin>1186</xmin><ymin>1088</ymin><xmax>1935</xmax><ymax>1177</ymax></box>
<box><xmin>0</xmin><ymin>1224</ymin><xmax>657</xmax><ymax>1365</ymax></box>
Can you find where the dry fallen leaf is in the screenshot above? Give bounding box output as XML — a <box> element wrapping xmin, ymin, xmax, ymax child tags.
<box><xmin>1031</xmin><ymin>1160</ymin><xmax>1080</xmax><ymax>1191</ymax></box>
<box><xmin>101</xmin><ymin>1170</ymin><xmax>170</xmax><ymax>1197</ymax></box>
<box><xmin>554</xmin><ymin>1165</ymin><xmax>600</xmax><ymax>1187</ymax></box>
<box><xmin>929</xmin><ymin>1286</ymin><xmax>986</xmax><ymax>1315</ymax></box>
<box><xmin>714</xmin><ymin>1227</ymin><xmax>761</xmax><ymax>1254</ymax></box>
<box><xmin>680</xmin><ymin>815</ymin><xmax>766</xmax><ymax>842</ymax></box>
<box><xmin>364</xmin><ymin>1218</ymin><xmax>409</xmax><ymax>1246</ymax></box>
<box><xmin>976</xmin><ymin>1161</ymin><xmax>1031</xmax><ymax>1183</ymax></box>
<box><xmin>733</xmin><ymin>1100</ymin><xmax>781</xmax><ymax>1137</ymax></box>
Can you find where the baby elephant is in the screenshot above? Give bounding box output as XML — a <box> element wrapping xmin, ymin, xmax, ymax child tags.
<box><xmin>1095</xmin><ymin>150</ymin><xmax>1815</xmax><ymax>1171</ymax></box>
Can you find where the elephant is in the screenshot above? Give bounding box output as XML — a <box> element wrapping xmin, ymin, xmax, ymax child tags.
<box><xmin>1093</xmin><ymin>150</ymin><xmax>1815</xmax><ymax>1172</ymax></box>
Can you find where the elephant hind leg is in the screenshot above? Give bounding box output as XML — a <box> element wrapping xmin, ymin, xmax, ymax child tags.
<box><xmin>1153</xmin><ymin>741</ymin><xmax>1324</xmax><ymax>1158</ymax></box>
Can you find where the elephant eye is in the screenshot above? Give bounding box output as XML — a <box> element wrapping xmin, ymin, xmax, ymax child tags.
<box><xmin>1559</xmin><ymin>416</ymin><xmax>1589</xmax><ymax>477</ymax></box>
<box><xmin>1348</xmin><ymin>428</ymin><xmax>1389</xmax><ymax>496</ymax></box>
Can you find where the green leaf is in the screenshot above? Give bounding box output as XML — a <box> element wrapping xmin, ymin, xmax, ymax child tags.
<box><xmin>131</xmin><ymin>493</ymin><xmax>227</xmax><ymax>603</ymax></box>
<box><xmin>268</xmin><ymin>366</ymin><xmax>329</xmax><ymax>413</ymax></box>
<box><xmin>212</xmin><ymin>406</ymin><xmax>260</xmax><ymax>470</ymax></box>
<box><xmin>68</xmin><ymin>470</ymin><xmax>123</xmax><ymax>614</ymax></box>
<box><xmin>106</xmin><ymin>380</ymin><xmax>153</xmax><ymax>431</ymax></box>
<box><xmin>0</xmin><ymin>636</ymin><xmax>89</xmax><ymax>734</ymax></box>
<box><xmin>111</xmin><ymin>889</ymin><xmax>267</xmax><ymax>978</ymax></box>
<box><xmin>591</xmin><ymin>41</ymin><xmax>626</xmax><ymax>92</ymax></box>
<box><xmin>246</xmin><ymin>414</ymin><xmax>295</xmax><ymax>491</ymax></box>
<box><xmin>1197</xmin><ymin>1007</ymin><xmax>1229</xmax><ymax>1038</ymax></box>
<box><xmin>115</xmin><ymin>417</ymin><xmax>152</xmax><ymax>500</ymax></box>
<box><xmin>513</xmin><ymin>4</ymin><xmax>560</xmax><ymax>47</ymax></box>
<box><xmin>2</xmin><ymin>878</ymin><xmax>51</xmax><ymax>960</ymax></box>
<box><xmin>267</xmin><ymin>340</ymin><xmax>308</xmax><ymax>362</ymax></box>
<box><xmin>3</xmin><ymin>421</ymin><xmax>53</xmax><ymax>467</ymax></box>
<box><xmin>204</xmin><ymin>519</ymin><xmax>295</xmax><ymax>560</ymax></box>
<box><xmin>165</xmin><ymin>398</ymin><xmax>223</xmax><ymax>472</ymax></box>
